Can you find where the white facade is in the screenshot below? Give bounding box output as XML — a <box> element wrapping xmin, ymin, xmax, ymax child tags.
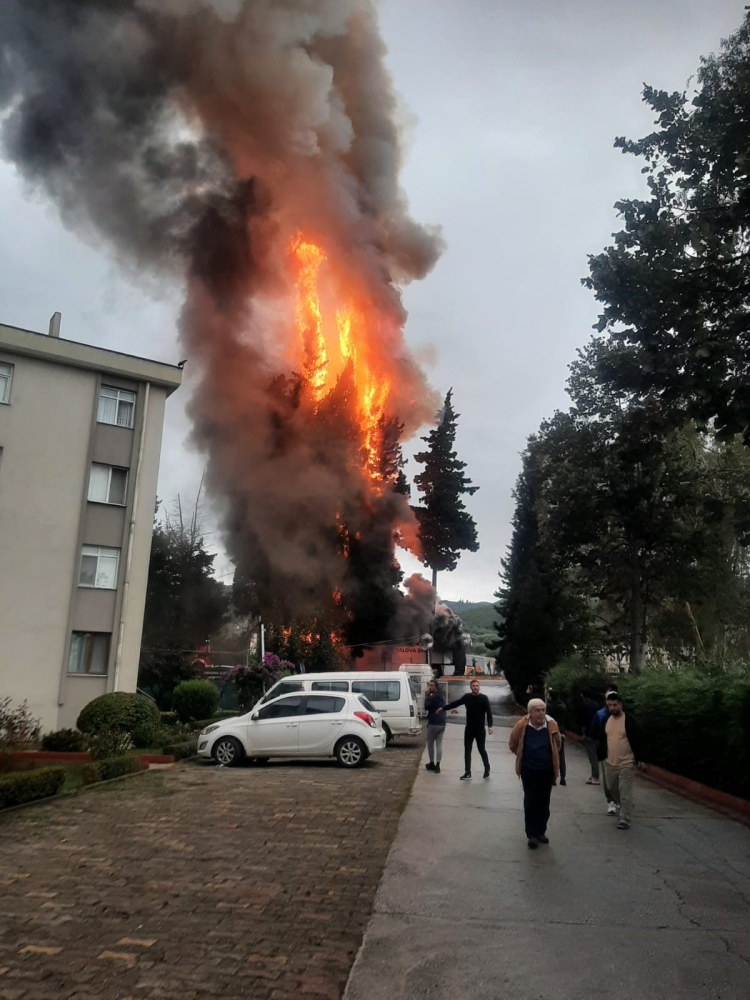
<box><xmin>0</xmin><ymin>320</ymin><xmax>181</xmax><ymax>731</ymax></box>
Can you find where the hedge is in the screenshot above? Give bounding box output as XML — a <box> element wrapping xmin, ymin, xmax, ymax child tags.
<box><xmin>81</xmin><ymin>755</ymin><xmax>145</xmax><ymax>785</ymax></box>
<box><xmin>172</xmin><ymin>680</ymin><xmax>219</xmax><ymax>723</ymax></box>
<box><xmin>162</xmin><ymin>739</ymin><xmax>198</xmax><ymax>761</ymax></box>
<box><xmin>545</xmin><ymin>659</ymin><xmax>750</xmax><ymax>801</ymax></box>
<box><xmin>41</xmin><ymin>728</ymin><xmax>88</xmax><ymax>753</ymax></box>
<box><xmin>77</xmin><ymin>692</ymin><xmax>161</xmax><ymax>748</ymax></box>
<box><xmin>0</xmin><ymin>766</ymin><xmax>66</xmax><ymax>810</ymax></box>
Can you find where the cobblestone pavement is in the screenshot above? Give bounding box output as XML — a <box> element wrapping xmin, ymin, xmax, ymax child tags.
<box><xmin>0</xmin><ymin>742</ymin><xmax>423</xmax><ymax>1000</ymax></box>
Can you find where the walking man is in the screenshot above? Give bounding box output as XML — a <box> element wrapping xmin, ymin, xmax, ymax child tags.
<box><xmin>589</xmin><ymin>689</ymin><xmax>620</xmax><ymax>814</ymax></box>
<box><xmin>442</xmin><ymin>678</ymin><xmax>493</xmax><ymax>779</ymax></box>
<box><xmin>509</xmin><ymin>698</ymin><xmax>561</xmax><ymax>848</ymax></box>
<box><xmin>598</xmin><ymin>692</ymin><xmax>641</xmax><ymax>830</ymax></box>
<box><xmin>423</xmin><ymin>679</ymin><xmax>446</xmax><ymax>774</ymax></box>
<box><xmin>577</xmin><ymin>688</ymin><xmax>601</xmax><ymax>784</ymax></box>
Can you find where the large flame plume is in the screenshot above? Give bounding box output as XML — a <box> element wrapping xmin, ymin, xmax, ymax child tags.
<box><xmin>0</xmin><ymin>0</ymin><xmax>443</xmax><ymax>643</ymax></box>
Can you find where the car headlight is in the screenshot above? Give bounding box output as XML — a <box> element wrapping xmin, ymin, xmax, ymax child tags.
<box><xmin>202</xmin><ymin>724</ymin><xmax>220</xmax><ymax>735</ymax></box>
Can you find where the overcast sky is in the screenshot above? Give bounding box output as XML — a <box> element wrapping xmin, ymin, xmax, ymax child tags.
<box><xmin>0</xmin><ymin>0</ymin><xmax>743</xmax><ymax>603</ymax></box>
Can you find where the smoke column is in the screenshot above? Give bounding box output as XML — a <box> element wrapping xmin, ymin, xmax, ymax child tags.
<box><xmin>0</xmin><ymin>0</ymin><xmax>443</xmax><ymax>636</ymax></box>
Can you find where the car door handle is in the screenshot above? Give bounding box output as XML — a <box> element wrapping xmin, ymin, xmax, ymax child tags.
<box><xmin>331</xmin><ymin>721</ymin><xmax>344</xmax><ymax>726</ymax></box>
<box><xmin>286</xmin><ymin>723</ymin><xmax>298</xmax><ymax>728</ymax></box>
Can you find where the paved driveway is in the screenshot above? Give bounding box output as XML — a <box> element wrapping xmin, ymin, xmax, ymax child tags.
<box><xmin>0</xmin><ymin>742</ymin><xmax>422</xmax><ymax>1000</ymax></box>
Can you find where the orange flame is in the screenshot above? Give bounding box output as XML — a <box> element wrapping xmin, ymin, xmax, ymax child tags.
<box><xmin>290</xmin><ymin>234</ymin><xmax>391</xmax><ymax>479</ymax></box>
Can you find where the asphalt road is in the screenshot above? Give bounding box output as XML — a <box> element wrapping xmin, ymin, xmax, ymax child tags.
<box><xmin>345</xmin><ymin>719</ymin><xmax>750</xmax><ymax>1000</ymax></box>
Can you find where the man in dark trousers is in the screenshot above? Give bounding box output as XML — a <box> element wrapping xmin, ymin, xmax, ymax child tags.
<box><xmin>441</xmin><ymin>678</ymin><xmax>493</xmax><ymax>780</ymax></box>
<box><xmin>508</xmin><ymin>699</ymin><xmax>561</xmax><ymax>848</ymax></box>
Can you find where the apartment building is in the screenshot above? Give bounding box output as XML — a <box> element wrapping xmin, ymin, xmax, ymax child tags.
<box><xmin>0</xmin><ymin>317</ymin><xmax>182</xmax><ymax>732</ymax></box>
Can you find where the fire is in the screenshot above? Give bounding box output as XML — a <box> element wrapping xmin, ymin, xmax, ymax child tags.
<box><xmin>290</xmin><ymin>234</ymin><xmax>391</xmax><ymax>479</ymax></box>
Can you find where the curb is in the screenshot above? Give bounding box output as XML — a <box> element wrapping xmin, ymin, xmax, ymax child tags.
<box><xmin>564</xmin><ymin>730</ymin><xmax>750</xmax><ymax>829</ymax></box>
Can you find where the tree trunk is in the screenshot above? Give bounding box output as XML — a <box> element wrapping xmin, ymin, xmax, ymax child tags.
<box><xmin>628</xmin><ymin>545</ymin><xmax>645</xmax><ymax>672</ymax></box>
<box><xmin>431</xmin><ymin>565</ymin><xmax>438</xmax><ymax>591</ymax></box>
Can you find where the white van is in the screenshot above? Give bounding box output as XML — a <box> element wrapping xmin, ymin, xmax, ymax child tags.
<box><xmin>256</xmin><ymin>672</ymin><xmax>421</xmax><ymax>743</ymax></box>
<box><xmin>398</xmin><ymin>664</ymin><xmax>435</xmax><ymax>718</ymax></box>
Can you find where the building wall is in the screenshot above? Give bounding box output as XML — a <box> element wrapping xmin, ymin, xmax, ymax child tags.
<box><xmin>0</xmin><ymin>353</ymin><xmax>95</xmax><ymax>731</ymax></box>
<box><xmin>0</xmin><ymin>331</ymin><xmax>178</xmax><ymax>733</ymax></box>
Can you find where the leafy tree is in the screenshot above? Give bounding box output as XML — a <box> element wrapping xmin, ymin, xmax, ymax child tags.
<box><xmin>582</xmin><ymin>13</ymin><xmax>750</xmax><ymax>440</ymax></box>
<box><xmin>138</xmin><ymin>495</ymin><xmax>229</xmax><ymax>708</ymax></box>
<box><xmin>414</xmin><ymin>389</ymin><xmax>479</xmax><ymax>589</ymax></box>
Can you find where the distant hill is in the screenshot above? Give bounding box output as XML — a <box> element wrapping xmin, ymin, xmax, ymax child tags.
<box><xmin>442</xmin><ymin>600</ymin><xmax>500</xmax><ymax>654</ymax></box>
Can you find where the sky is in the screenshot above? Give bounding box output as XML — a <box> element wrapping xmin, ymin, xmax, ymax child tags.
<box><xmin>0</xmin><ymin>0</ymin><xmax>743</xmax><ymax>603</ymax></box>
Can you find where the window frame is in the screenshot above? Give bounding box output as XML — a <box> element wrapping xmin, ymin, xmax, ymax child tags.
<box><xmin>97</xmin><ymin>385</ymin><xmax>136</xmax><ymax>429</ymax></box>
<box><xmin>87</xmin><ymin>463</ymin><xmax>129</xmax><ymax>506</ymax></box>
<box><xmin>0</xmin><ymin>362</ymin><xmax>14</xmax><ymax>405</ymax></box>
<box><xmin>68</xmin><ymin>631</ymin><xmax>110</xmax><ymax>676</ymax></box>
<box><xmin>78</xmin><ymin>544</ymin><xmax>120</xmax><ymax>590</ymax></box>
<box><xmin>351</xmin><ymin>680</ymin><xmax>401</xmax><ymax>702</ymax></box>
<box><xmin>255</xmin><ymin>696</ymin><xmax>303</xmax><ymax>721</ymax></box>
<box><xmin>311</xmin><ymin>680</ymin><xmax>349</xmax><ymax>692</ymax></box>
<box><xmin>302</xmin><ymin>695</ymin><xmax>346</xmax><ymax>716</ymax></box>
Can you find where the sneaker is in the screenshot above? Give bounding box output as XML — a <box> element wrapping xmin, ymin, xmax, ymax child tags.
<box><xmin>560</xmin><ymin>778</ymin><xmax>566</xmax><ymax>786</ymax></box>
<box><xmin>483</xmin><ymin>767</ymin><xmax>490</xmax><ymax>779</ymax></box>
<box><xmin>537</xmin><ymin>835</ymin><xmax>549</xmax><ymax>844</ymax></box>
<box><xmin>425</xmin><ymin>762</ymin><xmax>435</xmax><ymax>771</ymax></box>
<box><xmin>607</xmin><ymin>802</ymin><xmax>618</xmax><ymax>815</ymax></box>
<box><xmin>434</xmin><ymin>763</ymin><xmax>441</xmax><ymax>774</ymax></box>
<box><xmin>617</xmin><ymin>820</ymin><xmax>630</xmax><ymax>830</ymax></box>
<box><xmin>460</xmin><ymin>772</ymin><xmax>472</xmax><ymax>780</ymax></box>
<box><xmin>527</xmin><ymin>838</ymin><xmax>539</xmax><ymax>849</ymax></box>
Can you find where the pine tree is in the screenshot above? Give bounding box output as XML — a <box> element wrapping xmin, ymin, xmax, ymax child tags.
<box><xmin>413</xmin><ymin>389</ymin><xmax>479</xmax><ymax>590</ymax></box>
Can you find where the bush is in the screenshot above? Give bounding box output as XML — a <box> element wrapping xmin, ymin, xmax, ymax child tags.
<box><xmin>96</xmin><ymin>755</ymin><xmax>145</xmax><ymax>781</ymax></box>
<box><xmin>0</xmin><ymin>698</ymin><xmax>41</xmax><ymax>752</ymax></box>
<box><xmin>0</xmin><ymin>767</ymin><xmax>65</xmax><ymax>810</ymax></box>
<box><xmin>225</xmin><ymin>654</ymin><xmax>294</xmax><ymax>711</ymax></box>
<box><xmin>545</xmin><ymin>658</ymin><xmax>750</xmax><ymax>800</ymax></box>
<box><xmin>41</xmin><ymin>729</ymin><xmax>88</xmax><ymax>753</ymax></box>
<box><xmin>77</xmin><ymin>692</ymin><xmax>160</xmax><ymax>748</ymax></box>
<box><xmin>162</xmin><ymin>739</ymin><xmax>198</xmax><ymax>761</ymax></box>
<box><xmin>160</xmin><ymin>711</ymin><xmax>179</xmax><ymax>727</ymax></box>
<box><xmin>171</xmin><ymin>680</ymin><xmax>219</xmax><ymax>723</ymax></box>
<box><xmin>544</xmin><ymin>656</ymin><xmax>614</xmax><ymax>732</ymax></box>
<box><xmin>88</xmin><ymin>730</ymin><xmax>135</xmax><ymax>760</ymax></box>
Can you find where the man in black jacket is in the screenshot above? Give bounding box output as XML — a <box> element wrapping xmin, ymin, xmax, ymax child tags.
<box><xmin>442</xmin><ymin>679</ymin><xmax>493</xmax><ymax>780</ymax></box>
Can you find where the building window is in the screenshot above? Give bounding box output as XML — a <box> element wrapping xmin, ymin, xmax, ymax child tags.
<box><xmin>88</xmin><ymin>464</ymin><xmax>128</xmax><ymax>505</ymax></box>
<box><xmin>79</xmin><ymin>545</ymin><xmax>119</xmax><ymax>589</ymax></box>
<box><xmin>97</xmin><ymin>385</ymin><xmax>135</xmax><ymax>428</ymax></box>
<box><xmin>0</xmin><ymin>363</ymin><xmax>13</xmax><ymax>404</ymax></box>
<box><xmin>68</xmin><ymin>632</ymin><xmax>110</xmax><ymax>675</ymax></box>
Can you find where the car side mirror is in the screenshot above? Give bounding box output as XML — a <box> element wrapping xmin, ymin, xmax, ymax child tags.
<box><xmin>251</xmin><ymin>713</ymin><xmax>259</xmax><ymax>722</ymax></box>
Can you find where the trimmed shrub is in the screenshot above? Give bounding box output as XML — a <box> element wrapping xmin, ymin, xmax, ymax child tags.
<box><xmin>41</xmin><ymin>728</ymin><xmax>88</xmax><ymax>753</ymax></box>
<box><xmin>80</xmin><ymin>762</ymin><xmax>100</xmax><ymax>786</ymax></box>
<box><xmin>162</xmin><ymin>739</ymin><xmax>198</xmax><ymax>761</ymax></box>
<box><xmin>172</xmin><ymin>680</ymin><xmax>219</xmax><ymax>723</ymax></box>
<box><xmin>160</xmin><ymin>711</ymin><xmax>179</xmax><ymax>727</ymax></box>
<box><xmin>77</xmin><ymin>692</ymin><xmax>160</xmax><ymax>748</ymax></box>
<box><xmin>88</xmin><ymin>730</ymin><xmax>135</xmax><ymax>760</ymax></box>
<box><xmin>96</xmin><ymin>755</ymin><xmax>145</xmax><ymax>782</ymax></box>
<box><xmin>0</xmin><ymin>767</ymin><xmax>65</xmax><ymax>810</ymax></box>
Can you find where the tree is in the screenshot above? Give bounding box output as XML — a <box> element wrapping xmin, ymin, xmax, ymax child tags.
<box><xmin>138</xmin><ymin>493</ymin><xmax>229</xmax><ymax>708</ymax></box>
<box><xmin>582</xmin><ymin>12</ymin><xmax>750</xmax><ymax>441</ymax></box>
<box><xmin>413</xmin><ymin>389</ymin><xmax>479</xmax><ymax>590</ymax></box>
<box><xmin>494</xmin><ymin>439</ymin><xmax>593</xmax><ymax>698</ymax></box>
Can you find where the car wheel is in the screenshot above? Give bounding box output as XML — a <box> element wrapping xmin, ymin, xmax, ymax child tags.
<box><xmin>383</xmin><ymin>723</ymin><xmax>394</xmax><ymax>746</ymax></box>
<box><xmin>336</xmin><ymin>736</ymin><xmax>367</xmax><ymax>768</ymax></box>
<box><xmin>212</xmin><ymin>736</ymin><xmax>244</xmax><ymax>767</ymax></box>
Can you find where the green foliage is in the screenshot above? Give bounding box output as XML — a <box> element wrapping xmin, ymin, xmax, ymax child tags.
<box><xmin>171</xmin><ymin>680</ymin><xmax>219</xmax><ymax>723</ymax></box>
<box><xmin>544</xmin><ymin>659</ymin><xmax>750</xmax><ymax>799</ymax></box>
<box><xmin>88</xmin><ymin>730</ymin><xmax>135</xmax><ymax>760</ymax></box>
<box><xmin>227</xmin><ymin>654</ymin><xmax>294</xmax><ymax>711</ymax></box>
<box><xmin>0</xmin><ymin>766</ymin><xmax>65</xmax><ymax>810</ymax></box>
<box><xmin>0</xmin><ymin>698</ymin><xmax>40</xmax><ymax>752</ymax></box>
<box><xmin>137</xmin><ymin>500</ymin><xmax>230</xmax><ymax>709</ymax></box>
<box><xmin>162</xmin><ymin>739</ymin><xmax>198</xmax><ymax>761</ymax></box>
<box><xmin>76</xmin><ymin>692</ymin><xmax>161</xmax><ymax>749</ymax></box>
<box><xmin>96</xmin><ymin>755</ymin><xmax>145</xmax><ymax>781</ymax></box>
<box><xmin>581</xmin><ymin>13</ymin><xmax>750</xmax><ymax>442</ymax></box>
<box><xmin>414</xmin><ymin>389</ymin><xmax>479</xmax><ymax>581</ymax></box>
<box><xmin>40</xmin><ymin>729</ymin><xmax>88</xmax><ymax>753</ymax></box>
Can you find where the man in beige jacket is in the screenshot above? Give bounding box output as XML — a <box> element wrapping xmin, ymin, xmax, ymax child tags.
<box><xmin>508</xmin><ymin>699</ymin><xmax>561</xmax><ymax>849</ymax></box>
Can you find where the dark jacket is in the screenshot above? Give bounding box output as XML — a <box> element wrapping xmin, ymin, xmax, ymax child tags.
<box><xmin>577</xmin><ymin>697</ymin><xmax>599</xmax><ymax>733</ymax></box>
<box><xmin>424</xmin><ymin>692</ymin><xmax>446</xmax><ymax>727</ymax></box>
<box><xmin>444</xmin><ymin>692</ymin><xmax>493</xmax><ymax>730</ymax></box>
<box><xmin>595</xmin><ymin>710</ymin><xmax>642</xmax><ymax>763</ymax></box>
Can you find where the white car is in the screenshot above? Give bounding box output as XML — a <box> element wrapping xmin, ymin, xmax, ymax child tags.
<box><xmin>197</xmin><ymin>691</ymin><xmax>386</xmax><ymax>768</ymax></box>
